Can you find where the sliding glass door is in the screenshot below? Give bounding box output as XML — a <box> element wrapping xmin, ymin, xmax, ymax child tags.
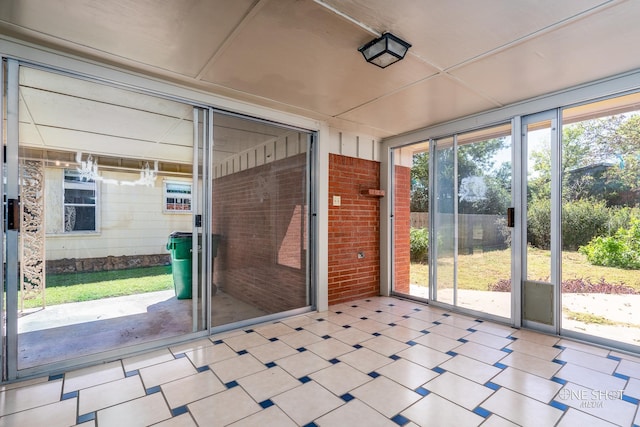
<box><xmin>393</xmin><ymin>123</ymin><xmax>513</xmax><ymax>320</ymax></box>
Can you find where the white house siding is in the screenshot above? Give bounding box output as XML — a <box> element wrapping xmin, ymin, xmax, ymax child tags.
<box><xmin>45</xmin><ymin>168</ymin><xmax>192</xmax><ymax>261</ymax></box>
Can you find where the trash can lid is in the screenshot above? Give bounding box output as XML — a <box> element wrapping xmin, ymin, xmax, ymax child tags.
<box><xmin>169</xmin><ymin>231</ymin><xmax>193</xmax><ymax>238</ymax></box>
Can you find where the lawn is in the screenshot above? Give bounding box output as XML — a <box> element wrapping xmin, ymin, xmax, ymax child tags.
<box><xmin>410</xmin><ymin>247</ymin><xmax>640</xmax><ymax>291</ymax></box>
<box><xmin>19</xmin><ymin>265</ymin><xmax>173</xmax><ymax>309</ymax></box>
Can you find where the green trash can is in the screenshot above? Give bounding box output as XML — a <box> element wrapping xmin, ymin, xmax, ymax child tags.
<box><xmin>166</xmin><ymin>231</ymin><xmax>194</xmax><ymax>299</ymax></box>
<box><xmin>166</xmin><ymin>232</ymin><xmax>222</xmax><ymax>299</ymax></box>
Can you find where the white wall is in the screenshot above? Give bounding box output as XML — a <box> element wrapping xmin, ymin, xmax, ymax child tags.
<box><xmin>45</xmin><ymin>168</ymin><xmax>192</xmax><ymax>260</ymax></box>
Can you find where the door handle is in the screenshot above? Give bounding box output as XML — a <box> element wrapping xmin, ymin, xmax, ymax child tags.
<box><xmin>7</xmin><ymin>198</ymin><xmax>20</xmax><ymax>231</ymax></box>
<box><xmin>507</xmin><ymin>207</ymin><xmax>514</xmax><ymax>228</ymax></box>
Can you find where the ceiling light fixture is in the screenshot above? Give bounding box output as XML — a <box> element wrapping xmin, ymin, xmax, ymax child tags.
<box><xmin>358</xmin><ymin>32</ymin><xmax>411</xmax><ymax>68</ymax></box>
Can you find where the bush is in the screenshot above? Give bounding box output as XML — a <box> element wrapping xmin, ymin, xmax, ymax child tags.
<box><xmin>579</xmin><ymin>217</ymin><xmax>640</xmax><ymax>269</ymax></box>
<box><xmin>410</xmin><ymin>227</ymin><xmax>429</xmax><ymax>263</ymax></box>
<box><xmin>561</xmin><ymin>199</ymin><xmax>609</xmax><ymax>251</ymax></box>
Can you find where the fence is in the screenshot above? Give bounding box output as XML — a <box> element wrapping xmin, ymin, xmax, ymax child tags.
<box><xmin>410</xmin><ymin>212</ymin><xmax>508</xmax><ymax>253</ymax></box>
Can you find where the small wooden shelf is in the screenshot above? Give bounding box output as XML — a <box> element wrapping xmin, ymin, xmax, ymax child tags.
<box><xmin>361</xmin><ymin>189</ymin><xmax>385</xmax><ymax>197</ymax></box>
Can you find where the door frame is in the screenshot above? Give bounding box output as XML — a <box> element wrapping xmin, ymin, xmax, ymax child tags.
<box><xmin>517</xmin><ymin>109</ymin><xmax>562</xmax><ymax>335</ymax></box>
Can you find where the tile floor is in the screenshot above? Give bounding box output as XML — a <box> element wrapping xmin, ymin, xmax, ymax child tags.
<box><xmin>1</xmin><ymin>296</ymin><xmax>639</xmax><ymax>427</ymax></box>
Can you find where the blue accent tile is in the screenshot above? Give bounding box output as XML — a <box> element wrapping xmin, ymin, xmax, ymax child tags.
<box><xmin>125</xmin><ymin>370</ymin><xmax>139</xmax><ymax>377</ymax></box>
<box><xmin>549</xmin><ymin>400</ymin><xmax>568</xmax><ymax>411</ymax></box>
<box><xmin>442</xmin><ymin>313</ymin><xmax>451</xmax><ymax>317</ymax></box>
<box><xmin>493</xmin><ymin>363</ymin><xmax>507</xmax><ymax>370</ymax></box>
<box><xmin>335</xmin><ymin>311</ymin><xmax>343</xmax><ymax>314</ymax></box>
<box><xmin>365</xmin><ymin>299</ymin><xmax>371</xmax><ymax>302</ymax></box>
<box><xmin>406</xmin><ymin>340</ymin><xmax>417</xmax><ymax>346</ymax></box>
<box><xmin>260</xmin><ymin>399</ymin><xmax>274</xmax><ymax>409</ymax></box>
<box><xmin>196</xmin><ymin>365</ymin><xmax>210</xmax><ymax>373</ymax></box>
<box><xmin>552</xmin><ymin>359</ymin><xmax>567</xmax><ymax>366</ymax></box>
<box><xmin>402</xmin><ymin>315</ymin><xmax>411</xmax><ymax>318</ymax></box>
<box><xmin>473</xmin><ymin>407</ymin><xmax>492</xmax><ymax>418</ymax></box>
<box><xmin>389</xmin><ymin>323</ymin><xmax>397</xmax><ymax>327</ymax></box>
<box><xmin>622</xmin><ymin>394</ymin><xmax>640</xmax><ymax>405</ymax></box>
<box><xmin>343</xmin><ymin>325</ymin><xmax>351</xmax><ymax>329</ymax></box>
<box><xmin>420</xmin><ymin>330</ymin><xmax>431</xmax><ymax>335</ymax></box>
<box><xmin>297</xmin><ymin>347</ymin><xmax>307</xmax><ymax>352</ymax></box>
<box><xmin>485</xmin><ymin>382</ymin><xmax>501</xmax><ymax>391</ymax></box>
<box><xmin>392</xmin><ymin>414</ymin><xmax>410</xmax><ymax>425</ymax></box>
<box><xmin>372</xmin><ymin>332</ymin><xmax>381</xmax><ymax>336</ymax></box>
<box><xmin>295</xmin><ymin>327</ymin><xmax>304</xmax><ymax>331</ymax></box>
<box><xmin>322</xmin><ymin>335</ymin><xmax>331</xmax><ymax>340</ymax></box>
<box><xmin>351</xmin><ymin>305</ymin><xmax>358</xmax><ymax>308</ymax></box>
<box><xmin>77</xmin><ymin>412</ymin><xmax>96</xmax><ymax>424</ymax></box>
<box><xmin>62</xmin><ymin>390</ymin><xmax>78</xmax><ymax>400</ymax></box>
<box><xmin>508</xmin><ymin>336</ymin><xmax>518</xmax><ymax>341</ymax></box>
<box><xmin>353</xmin><ymin>344</ymin><xmax>363</xmax><ymax>349</ymax></box>
<box><xmin>607</xmin><ymin>354</ymin><xmax>622</xmax><ymax>361</ymax></box>
<box><xmin>376</xmin><ymin>310</ymin><xmax>383</xmax><ymax>313</ymax></box>
<box><xmin>389</xmin><ymin>304</ymin><xmax>395</xmax><ymax>307</ymax></box>
<box><xmin>413</xmin><ymin>308</ymin><xmax>421</xmax><ymax>311</ymax></box>
<box><xmin>475</xmin><ymin>319</ymin><xmax>484</xmax><ymax>323</ymax></box>
<box><xmin>237</xmin><ymin>350</ymin><xmax>248</xmax><ymax>355</ymax></box>
<box><xmin>431</xmin><ymin>366</ymin><xmax>446</xmax><ymax>374</ymax></box>
<box><xmin>317</xmin><ymin>318</ymin><xmax>326</xmax><ymax>322</ymax></box>
<box><xmin>329</xmin><ymin>358</ymin><xmax>340</xmax><ymax>364</ymax></box>
<box><xmin>48</xmin><ymin>373</ymin><xmax>64</xmax><ymax>381</ymax></box>
<box><xmin>552</xmin><ymin>344</ymin><xmax>566</xmax><ymax>350</ymax></box>
<box><xmin>212</xmin><ymin>339</ymin><xmax>224</xmax><ymax>345</ymax></box>
<box><xmin>613</xmin><ymin>372</ymin><xmax>630</xmax><ymax>381</ymax></box>
<box><xmin>360</xmin><ymin>317</ymin><xmax>368</xmax><ymax>320</ymax></box>
<box><xmin>299</xmin><ymin>376</ymin><xmax>311</xmax><ymax>384</ymax></box>
<box><xmin>174</xmin><ymin>352</ymin><xmax>187</xmax><ymax>359</ymax></box>
<box><xmin>303</xmin><ymin>422</ymin><xmax>318</xmax><ymax>427</ymax></box>
<box><xmin>225</xmin><ymin>380</ymin><xmax>238</xmax><ymax>389</ymax></box>
<box><xmin>551</xmin><ymin>376</ymin><xmax>567</xmax><ymax>385</ymax></box>
<box><xmin>467</xmin><ymin>328</ymin><xmax>477</xmax><ymax>332</ymax></box>
<box><xmin>501</xmin><ymin>348</ymin><xmax>513</xmax><ymax>353</ymax></box>
<box><xmin>368</xmin><ymin>371</ymin><xmax>380</xmax><ymax>378</ymax></box>
<box><xmin>269</xmin><ymin>337</ymin><xmax>279</xmax><ymax>342</ymax></box>
<box><xmin>446</xmin><ymin>351</ymin><xmax>458</xmax><ymax>357</ymax></box>
<box><xmin>265</xmin><ymin>362</ymin><xmax>277</xmax><ymax>368</ymax></box>
<box><xmin>432</xmin><ymin>321</ymin><xmax>441</xmax><ymax>325</ymax></box>
<box><xmin>389</xmin><ymin>354</ymin><xmax>401</xmax><ymax>361</ymax></box>
<box><xmin>457</xmin><ymin>338</ymin><xmax>468</xmax><ymax>343</ymax></box>
<box><xmin>341</xmin><ymin>393</ymin><xmax>354</xmax><ymax>402</ymax></box>
<box><xmin>245</xmin><ymin>329</ymin><xmax>254</xmax><ymax>333</ymax></box>
<box><xmin>415</xmin><ymin>387</ymin><xmax>430</xmax><ymax>396</ymax></box>
<box><xmin>146</xmin><ymin>386</ymin><xmax>161</xmax><ymax>395</ymax></box>
<box><xmin>171</xmin><ymin>406</ymin><xmax>188</xmax><ymax>417</ymax></box>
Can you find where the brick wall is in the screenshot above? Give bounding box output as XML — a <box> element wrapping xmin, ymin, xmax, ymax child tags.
<box><xmin>394</xmin><ymin>165</ymin><xmax>411</xmax><ymax>293</ymax></box>
<box><xmin>212</xmin><ymin>153</ymin><xmax>308</xmax><ymax>313</ymax></box>
<box><xmin>328</xmin><ymin>154</ymin><xmax>381</xmax><ymax>305</ymax></box>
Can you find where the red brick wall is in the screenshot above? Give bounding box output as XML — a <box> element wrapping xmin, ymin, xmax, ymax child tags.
<box><xmin>328</xmin><ymin>154</ymin><xmax>381</xmax><ymax>305</ymax></box>
<box><xmin>212</xmin><ymin>154</ymin><xmax>308</xmax><ymax>313</ymax></box>
<box><xmin>394</xmin><ymin>165</ymin><xmax>411</xmax><ymax>293</ymax></box>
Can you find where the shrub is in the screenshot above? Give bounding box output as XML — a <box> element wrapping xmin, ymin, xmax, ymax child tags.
<box><xmin>410</xmin><ymin>227</ymin><xmax>429</xmax><ymax>263</ymax></box>
<box><xmin>561</xmin><ymin>199</ymin><xmax>609</xmax><ymax>251</ymax></box>
<box><xmin>579</xmin><ymin>217</ymin><xmax>640</xmax><ymax>269</ymax></box>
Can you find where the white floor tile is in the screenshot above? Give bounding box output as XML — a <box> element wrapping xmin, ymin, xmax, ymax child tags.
<box><xmin>272</xmin><ymin>382</ymin><xmax>344</xmax><ymax>425</ymax></box>
<box><xmin>351</xmin><ymin>376</ymin><xmax>421</xmax><ymax>418</ymax></box>
<box><xmin>424</xmin><ymin>371</ymin><xmax>494</xmax><ymax>410</ymax></box>
<box><xmin>401</xmin><ymin>393</ymin><xmax>484</xmax><ymax>427</ymax></box>
<box><xmin>482</xmin><ymin>387</ymin><xmax>564</xmax><ymax>427</ymax></box>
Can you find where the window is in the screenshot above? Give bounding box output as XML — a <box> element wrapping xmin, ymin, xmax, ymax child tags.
<box><xmin>63</xmin><ymin>169</ymin><xmax>98</xmax><ymax>232</ymax></box>
<box><xmin>164</xmin><ymin>180</ymin><xmax>192</xmax><ymax>212</ymax></box>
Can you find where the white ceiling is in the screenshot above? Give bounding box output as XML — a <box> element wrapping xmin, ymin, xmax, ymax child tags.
<box><xmin>2</xmin><ymin>0</ymin><xmax>640</xmax><ymax>138</ymax></box>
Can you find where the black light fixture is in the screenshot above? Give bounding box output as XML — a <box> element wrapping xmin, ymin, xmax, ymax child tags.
<box><xmin>358</xmin><ymin>32</ymin><xmax>411</xmax><ymax>68</ymax></box>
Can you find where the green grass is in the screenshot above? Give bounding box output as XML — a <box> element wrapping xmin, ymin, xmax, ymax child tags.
<box><xmin>20</xmin><ymin>265</ymin><xmax>173</xmax><ymax>309</ymax></box>
<box><xmin>410</xmin><ymin>247</ymin><xmax>640</xmax><ymax>291</ymax></box>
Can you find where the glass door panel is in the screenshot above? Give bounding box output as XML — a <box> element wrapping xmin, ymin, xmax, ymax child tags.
<box><xmin>433</xmin><ymin>137</ymin><xmax>455</xmax><ymax>306</ymax></box>
<box><xmin>456</xmin><ymin>126</ymin><xmax>512</xmax><ymax>318</ymax></box>
<box><xmin>561</xmin><ymin>95</ymin><xmax>640</xmax><ymax>349</ymax></box>
<box><xmin>210</xmin><ymin>112</ymin><xmax>312</xmax><ymax>328</ymax></box>
<box><xmin>11</xmin><ymin>64</ymin><xmax>204</xmax><ymax>373</ymax></box>
<box><xmin>522</xmin><ymin>112</ymin><xmax>559</xmax><ymax>328</ymax></box>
